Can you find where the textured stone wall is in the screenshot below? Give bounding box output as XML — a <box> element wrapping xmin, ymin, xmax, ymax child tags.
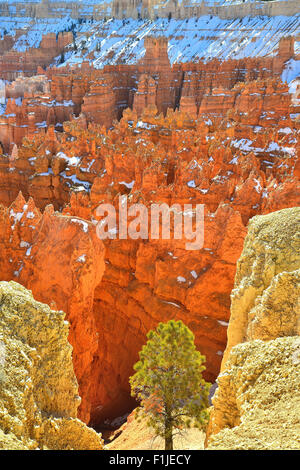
<box><xmin>207</xmin><ymin>336</ymin><xmax>300</xmax><ymax>449</ymax></box>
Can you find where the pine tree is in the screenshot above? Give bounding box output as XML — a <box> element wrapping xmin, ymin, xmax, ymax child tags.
<box><xmin>129</xmin><ymin>320</ymin><xmax>211</xmax><ymax>450</ymax></box>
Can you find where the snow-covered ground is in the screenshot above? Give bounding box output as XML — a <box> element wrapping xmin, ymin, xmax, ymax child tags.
<box><xmin>1</xmin><ymin>13</ymin><xmax>299</xmax><ymax>68</ymax></box>
<box><xmin>66</xmin><ymin>14</ymin><xmax>300</xmax><ymax>67</ymax></box>
<box><xmin>282</xmin><ymin>57</ymin><xmax>300</xmax><ymax>108</ymax></box>
<box><xmin>282</xmin><ymin>57</ymin><xmax>300</xmax><ymax>84</ymax></box>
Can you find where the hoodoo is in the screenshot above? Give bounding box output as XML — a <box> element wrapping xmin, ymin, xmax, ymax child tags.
<box><xmin>0</xmin><ymin>0</ymin><xmax>299</xmax><ymax>451</ymax></box>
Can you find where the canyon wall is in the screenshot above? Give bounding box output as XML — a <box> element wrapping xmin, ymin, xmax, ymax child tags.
<box><xmin>0</xmin><ymin>4</ymin><xmax>298</xmax><ymax>432</ymax></box>
<box><xmin>0</xmin><ymin>73</ymin><xmax>298</xmax><ymax>425</ymax></box>
<box><xmin>0</xmin><ymin>0</ymin><xmax>298</xmax><ymax>20</ymax></box>
<box><xmin>222</xmin><ymin>207</ymin><xmax>300</xmax><ymax>367</ymax></box>
<box><xmin>0</xmin><ymin>280</ymin><xmax>104</xmax><ymax>449</ymax></box>
<box><xmin>0</xmin><ymin>35</ymin><xmax>297</xmax><ymax>152</ymax></box>
<box><xmin>0</xmin><ymin>194</ymin><xmax>106</xmax><ymax>423</ymax></box>
<box><xmin>206</xmin><ymin>207</ymin><xmax>300</xmax><ymax>449</ymax></box>
<box><xmin>0</xmin><ymin>31</ymin><xmax>73</xmax><ymax>81</ymax></box>
<box><xmin>1</xmin><ymin>12</ymin><xmax>299</xmax><ymax>77</ymax></box>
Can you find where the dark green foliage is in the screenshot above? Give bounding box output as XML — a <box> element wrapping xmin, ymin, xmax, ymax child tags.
<box><xmin>130</xmin><ymin>320</ymin><xmax>211</xmax><ymax>450</ymax></box>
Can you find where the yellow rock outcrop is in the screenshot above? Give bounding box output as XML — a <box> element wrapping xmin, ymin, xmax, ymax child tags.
<box><xmin>207</xmin><ymin>337</ymin><xmax>300</xmax><ymax>449</ymax></box>
<box><xmin>0</xmin><ymin>281</ymin><xmax>103</xmax><ymax>450</ymax></box>
<box><xmin>207</xmin><ymin>207</ymin><xmax>300</xmax><ymax>450</ymax></box>
<box><xmin>223</xmin><ymin>206</ymin><xmax>300</xmax><ymax>366</ymax></box>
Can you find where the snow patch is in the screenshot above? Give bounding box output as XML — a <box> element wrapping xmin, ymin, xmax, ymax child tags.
<box><xmin>71</xmin><ymin>218</ymin><xmax>89</xmax><ymax>233</ymax></box>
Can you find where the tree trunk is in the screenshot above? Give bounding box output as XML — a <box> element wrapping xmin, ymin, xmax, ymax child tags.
<box><xmin>164</xmin><ymin>410</ymin><xmax>173</xmax><ymax>450</ymax></box>
<box><xmin>165</xmin><ymin>432</ymin><xmax>173</xmax><ymax>450</ymax></box>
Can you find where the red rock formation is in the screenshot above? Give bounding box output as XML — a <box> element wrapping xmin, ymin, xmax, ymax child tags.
<box><xmin>0</xmin><ymin>191</ymin><xmax>105</xmax><ymax>423</ymax></box>
<box><xmin>82</xmin><ymin>79</ymin><xmax>117</xmax><ymax>128</ymax></box>
<box><xmin>0</xmin><ymin>86</ymin><xmax>74</xmax><ymax>152</ymax></box>
<box><xmin>0</xmin><ymin>34</ymin><xmax>298</xmax><ymax>428</ymax></box>
<box><xmin>0</xmin><ymin>74</ymin><xmax>298</xmax><ymax>425</ymax></box>
<box><xmin>0</xmin><ymin>32</ymin><xmax>73</xmax><ymax>81</ymax></box>
<box><xmin>1</xmin><ymin>34</ymin><xmax>294</xmax><ymax>153</ymax></box>
<box><xmin>133</xmin><ymin>74</ymin><xmax>157</xmax><ymax>116</ymax></box>
<box><xmin>273</xmin><ymin>36</ymin><xmax>295</xmax><ymax>74</ymax></box>
<box><xmin>142</xmin><ymin>37</ymin><xmax>170</xmax><ymax>73</ymax></box>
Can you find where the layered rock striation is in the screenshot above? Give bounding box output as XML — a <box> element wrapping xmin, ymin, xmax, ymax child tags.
<box><xmin>0</xmin><ymin>35</ymin><xmax>298</xmax><ymax>152</ymax></box>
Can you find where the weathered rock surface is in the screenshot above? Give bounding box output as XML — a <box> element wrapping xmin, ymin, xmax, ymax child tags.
<box><xmin>0</xmin><ymin>34</ymin><xmax>298</xmax><ymax>152</ymax></box>
<box><xmin>0</xmin><ymin>32</ymin><xmax>73</xmax><ymax>81</ymax></box>
<box><xmin>19</xmin><ymin>206</ymin><xmax>106</xmax><ymax>423</ymax></box>
<box><xmin>0</xmin><ymin>84</ymin><xmax>298</xmax><ymax>425</ymax></box>
<box><xmin>0</xmin><ymin>192</ymin><xmax>106</xmax><ymax>424</ymax></box>
<box><xmin>206</xmin><ymin>207</ymin><xmax>300</xmax><ymax>449</ymax></box>
<box><xmin>222</xmin><ymin>206</ymin><xmax>300</xmax><ymax>367</ymax></box>
<box><xmin>0</xmin><ymin>13</ymin><xmax>298</xmax><ymax>431</ymax></box>
<box><xmin>0</xmin><ymin>281</ymin><xmax>103</xmax><ymax>450</ymax></box>
<box><xmin>207</xmin><ymin>337</ymin><xmax>300</xmax><ymax>450</ymax></box>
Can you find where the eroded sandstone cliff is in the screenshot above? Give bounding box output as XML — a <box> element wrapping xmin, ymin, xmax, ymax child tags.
<box><xmin>0</xmin><ymin>192</ymin><xmax>106</xmax><ymax>424</ymax></box>
<box><xmin>0</xmin><ymin>34</ymin><xmax>298</xmax><ymax>152</ymax></box>
<box><xmin>0</xmin><ymin>75</ymin><xmax>298</xmax><ymax>425</ymax></box>
<box><xmin>207</xmin><ymin>336</ymin><xmax>300</xmax><ymax>449</ymax></box>
<box><xmin>206</xmin><ymin>207</ymin><xmax>300</xmax><ymax>450</ymax></box>
<box><xmin>222</xmin><ymin>207</ymin><xmax>300</xmax><ymax>366</ymax></box>
<box><xmin>0</xmin><ymin>280</ymin><xmax>103</xmax><ymax>449</ymax></box>
<box><xmin>0</xmin><ymin>7</ymin><xmax>298</xmax><ymax>432</ymax></box>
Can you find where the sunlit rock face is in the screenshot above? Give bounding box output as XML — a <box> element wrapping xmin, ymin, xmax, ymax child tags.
<box><xmin>0</xmin><ymin>280</ymin><xmax>104</xmax><ymax>450</ymax></box>
<box><xmin>207</xmin><ymin>207</ymin><xmax>300</xmax><ymax>450</ymax></box>
<box><xmin>222</xmin><ymin>207</ymin><xmax>300</xmax><ymax>366</ymax></box>
<box><xmin>0</xmin><ymin>193</ymin><xmax>106</xmax><ymax>423</ymax></box>
<box><xmin>0</xmin><ymin>87</ymin><xmax>298</xmax><ymax>425</ymax></box>
<box><xmin>0</xmin><ymin>2</ymin><xmax>298</xmax><ymax>430</ymax></box>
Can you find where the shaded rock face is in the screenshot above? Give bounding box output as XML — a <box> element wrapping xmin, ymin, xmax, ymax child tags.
<box><xmin>0</xmin><ymin>281</ymin><xmax>103</xmax><ymax>450</ymax></box>
<box><xmin>206</xmin><ymin>207</ymin><xmax>300</xmax><ymax>450</ymax></box>
<box><xmin>0</xmin><ymin>32</ymin><xmax>73</xmax><ymax>81</ymax></box>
